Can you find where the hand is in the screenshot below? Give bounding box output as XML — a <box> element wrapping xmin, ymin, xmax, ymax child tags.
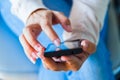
<box><xmin>19</xmin><ymin>9</ymin><xmax>72</xmax><ymax>64</ymax></box>
<box><xmin>41</xmin><ymin>39</ymin><xmax>96</xmax><ymax>71</ymax></box>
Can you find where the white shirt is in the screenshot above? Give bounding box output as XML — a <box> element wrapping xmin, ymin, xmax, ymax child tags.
<box><xmin>10</xmin><ymin>0</ymin><xmax>109</xmax><ymax>45</ymax></box>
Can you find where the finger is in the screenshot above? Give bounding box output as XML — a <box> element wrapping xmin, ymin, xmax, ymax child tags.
<box><xmin>75</xmin><ymin>52</ymin><xmax>89</xmax><ymax>62</ymax></box>
<box><xmin>41</xmin><ymin>58</ymin><xmax>68</xmax><ymax>71</ymax></box>
<box><xmin>53</xmin><ymin>11</ymin><xmax>72</xmax><ymax>32</ymax></box>
<box><xmin>23</xmin><ymin>24</ymin><xmax>44</xmax><ymax>52</ymax></box>
<box><xmin>81</xmin><ymin>40</ymin><xmax>96</xmax><ymax>54</ymax></box>
<box><xmin>19</xmin><ymin>34</ymin><xmax>38</xmax><ymax>64</ymax></box>
<box><xmin>39</xmin><ymin>14</ymin><xmax>61</xmax><ymax>47</ymax></box>
<box><xmin>61</xmin><ymin>56</ymin><xmax>81</xmax><ymax>71</ymax></box>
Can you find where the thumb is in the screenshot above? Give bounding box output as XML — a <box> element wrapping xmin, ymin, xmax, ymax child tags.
<box><xmin>81</xmin><ymin>40</ymin><xmax>96</xmax><ymax>54</ymax></box>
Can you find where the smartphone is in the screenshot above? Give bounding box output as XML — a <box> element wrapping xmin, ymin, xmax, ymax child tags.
<box><xmin>44</xmin><ymin>40</ymin><xmax>83</xmax><ymax>57</ymax></box>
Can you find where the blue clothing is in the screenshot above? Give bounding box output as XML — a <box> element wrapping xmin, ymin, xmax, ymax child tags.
<box><xmin>0</xmin><ymin>0</ymin><xmax>115</xmax><ymax>80</ymax></box>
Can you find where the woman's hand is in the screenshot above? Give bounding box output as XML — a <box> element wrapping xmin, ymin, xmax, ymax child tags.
<box><xmin>41</xmin><ymin>40</ymin><xmax>96</xmax><ymax>71</ymax></box>
<box><xmin>19</xmin><ymin>9</ymin><xmax>72</xmax><ymax>64</ymax></box>
<box><xmin>19</xmin><ymin>9</ymin><xmax>96</xmax><ymax>71</ymax></box>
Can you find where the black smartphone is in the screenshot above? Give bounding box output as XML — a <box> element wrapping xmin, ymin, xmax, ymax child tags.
<box><xmin>44</xmin><ymin>40</ymin><xmax>83</xmax><ymax>57</ymax></box>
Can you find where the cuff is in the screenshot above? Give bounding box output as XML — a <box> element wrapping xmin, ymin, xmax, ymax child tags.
<box><xmin>11</xmin><ymin>0</ymin><xmax>47</xmax><ymax>24</ymax></box>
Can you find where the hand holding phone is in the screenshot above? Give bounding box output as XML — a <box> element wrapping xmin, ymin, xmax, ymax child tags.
<box><xmin>44</xmin><ymin>39</ymin><xmax>83</xmax><ymax>57</ymax></box>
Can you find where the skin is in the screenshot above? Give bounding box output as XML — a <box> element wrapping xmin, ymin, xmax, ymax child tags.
<box><xmin>19</xmin><ymin>9</ymin><xmax>96</xmax><ymax>71</ymax></box>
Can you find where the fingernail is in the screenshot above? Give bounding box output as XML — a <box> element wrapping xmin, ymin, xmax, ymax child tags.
<box><xmin>81</xmin><ymin>40</ymin><xmax>94</xmax><ymax>53</ymax></box>
<box><xmin>37</xmin><ymin>48</ymin><xmax>45</xmax><ymax>59</ymax></box>
<box><xmin>30</xmin><ymin>58</ymin><xmax>36</xmax><ymax>64</ymax></box>
<box><xmin>53</xmin><ymin>39</ymin><xmax>60</xmax><ymax>47</ymax></box>
<box><xmin>81</xmin><ymin>41</ymin><xmax>89</xmax><ymax>48</ymax></box>
<box><xmin>61</xmin><ymin>56</ymin><xmax>67</xmax><ymax>61</ymax></box>
<box><xmin>34</xmin><ymin>44</ymin><xmax>41</xmax><ymax>51</ymax></box>
<box><xmin>30</xmin><ymin>53</ymin><xmax>36</xmax><ymax>64</ymax></box>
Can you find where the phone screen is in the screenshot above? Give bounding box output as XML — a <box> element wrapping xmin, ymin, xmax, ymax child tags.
<box><xmin>44</xmin><ymin>40</ymin><xmax>83</xmax><ymax>57</ymax></box>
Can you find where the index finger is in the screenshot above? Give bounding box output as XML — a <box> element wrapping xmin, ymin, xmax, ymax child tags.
<box><xmin>39</xmin><ymin>14</ymin><xmax>60</xmax><ymax>47</ymax></box>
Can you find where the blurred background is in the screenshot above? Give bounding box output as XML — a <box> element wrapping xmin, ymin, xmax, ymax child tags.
<box><xmin>107</xmin><ymin>0</ymin><xmax>120</xmax><ymax>79</ymax></box>
<box><xmin>0</xmin><ymin>0</ymin><xmax>120</xmax><ymax>80</ymax></box>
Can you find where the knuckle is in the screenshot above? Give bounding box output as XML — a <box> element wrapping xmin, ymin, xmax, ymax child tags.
<box><xmin>43</xmin><ymin>10</ymin><xmax>52</xmax><ymax>17</ymax></box>
<box><xmin>25</xmin><ymin>47</ymin><xmax>33</xmax><ymax>54</ymax></box>
<box><xmin>46</xmin><ymin>10</ymin><xmax>52</xmax><ymax>14</ymax></box>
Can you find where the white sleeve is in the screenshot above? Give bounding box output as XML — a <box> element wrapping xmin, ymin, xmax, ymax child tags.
<box><xmin>63</xmin><ymin>0</ymin><xmax>109</xmax><ymax>46</ymax></box>
<box><xmin>10</xmin><ymin>0</ymin><xmax>47</xmax><ymax>24</ymax></box>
